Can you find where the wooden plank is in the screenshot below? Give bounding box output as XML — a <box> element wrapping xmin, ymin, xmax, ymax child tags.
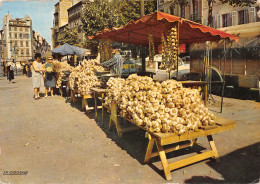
<box><xmin>168</xmin><ymin>150</ymin><xmax>215</xmax><ymax>171</ymax></box>
<box><xmin>150</xmin><ymin>141</ymin><xmax>193</xmax><ymax>158</ymax></box>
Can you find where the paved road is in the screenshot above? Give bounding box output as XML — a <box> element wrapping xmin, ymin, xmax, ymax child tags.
<box><xmin>0</xmin><ymin>76</ymin><xmax>259</xmax><ymax>184</ymax></box>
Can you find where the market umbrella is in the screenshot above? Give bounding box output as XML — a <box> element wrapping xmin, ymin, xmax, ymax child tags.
<box><xmin>51</xmin><ymin>43</ymin><xmax>89</xmax><ymax>56</ymax></box>
<box><xmin>94</xmin><ymin>11</ymin><xmax>239</xmax><ymax>45</ymax></box>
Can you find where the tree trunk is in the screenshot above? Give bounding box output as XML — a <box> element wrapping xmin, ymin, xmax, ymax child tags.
<box><xmin>207</xmin><ymin>0</ymin><xmax>213</xmax><ymax>26</ymax></box>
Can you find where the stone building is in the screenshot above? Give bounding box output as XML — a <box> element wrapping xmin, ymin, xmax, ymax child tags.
<box><xmin>32</xmin><ymin>31</ymin><xmax>51</xmax><ymax>58</ymax></box>
<box><xmin>158</xmin><ymin>0</ymin><xmax>202</xmax><ymax>23</ymax></box>
<box><xmin>51</xmin><ymin>0</ymin><xmax>89</xmax><ymax>49</ymax></box>
<box><xmin>0</xmin><ymin>13</ymin><xmax>51</xmax><ymax>66</ymax></box>
<box><xmin>1</xmin><ymin>14</ymin><xmax>33</xmax><ymax>63</ymax></box>
<box><xmin>67</xmin><ymin>0</ymin><xmax>87</xmax><ymax>43</ymax></box>
<box><xmin>51</xmin><ymin>0</ymin><xmax>73</xmax><ymax>49</ymax></box>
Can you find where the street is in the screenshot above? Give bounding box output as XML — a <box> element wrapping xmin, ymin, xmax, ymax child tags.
<box><xmin>0</xmin><ymin>76</ymin><xmax>259</xmax><ymax>184</ymax></box>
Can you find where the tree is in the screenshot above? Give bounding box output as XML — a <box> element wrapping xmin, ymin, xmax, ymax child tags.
<box><xmin>81</xmin><ymin>0</ymin><xmax>119</xmax><ymax>37</ymax></box>
<box><xmin>57</xmin><ymin>26</ymin><xmax>80</xmax><ymax>46</ymax></box>
<box><xmin>116</xmin><ymin>0</ymin><xmax>156</xmax><ymax>25</ymax></box>
<box><xmin>81</xmin><ymin>0</ymin><xmax>156</xmax><ymax>51</ymax></box>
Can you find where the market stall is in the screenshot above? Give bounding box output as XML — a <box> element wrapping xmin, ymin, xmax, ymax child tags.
<box><xmin>94</xmin><ymin>11</ymin><xmax>239</xmax><ymax>106</ymax></box>
<box><xmin>91</xmin><ymin>11</ymin><xmax>239</xmax><ymax>180</ymax></box>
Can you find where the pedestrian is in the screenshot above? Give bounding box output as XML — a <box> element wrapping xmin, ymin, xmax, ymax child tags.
<box><xmin>22</xmin><ymin>62</ymin><xmax>27</xmax><ymax>76</ymax></box>
<box><xmin>44</xmin><ymin>56</ymin><xmax>56</xmax><ymax>97</ymax></box>
<box><xmin>6</xmin><ymin>62</ymin><xmax>14</xmax><ymax>84</ymax></box>
<box><xmin>101</xmin><ymin>43</ymin><xmax>123</xmax><ymax>77</ymax></box>
<box><xmin>32</xmin><ymin>53</ymin><xmax>45</xmax><ymax>100</ymax></box>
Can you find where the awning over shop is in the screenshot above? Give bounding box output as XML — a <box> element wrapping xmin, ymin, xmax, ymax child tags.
<box><xmin>94</xmin><ymin>11</ymin><xmax>239</xmax><ymax>45</ymax></box>
<box><xmin>51</xmin><ymin>43</ymin><xmax>90</xmax><ymax>56</ymax></box>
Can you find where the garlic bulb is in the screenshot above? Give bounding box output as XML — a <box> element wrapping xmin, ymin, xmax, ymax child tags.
<box><xmin>69</xmin><ymin>59</ymin><xmax>104</xmax><ymax>95</ymax></box>
<box><xmin>105</xmin><ymin>74</ymin><xmax>216</xmax><ymax>134</ymax></box>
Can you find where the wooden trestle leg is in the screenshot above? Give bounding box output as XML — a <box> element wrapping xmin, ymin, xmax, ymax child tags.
<box><xmin>207</xmin><ymin>135</ymin><xmax>220</xmax><ymax>162</ymax></box>
<box><xmin>144</xmin><ymin>133</ymin><xmax>155</xmax><ymax>163</ymax></box>
<box><xmin>156</xmin><ymin>140</ymin><xmax>172</xmax><ymax>181</ymax></box>
<box><xmin>109</xmin><ymin>101</ymin><xmax>122</xmax><ymax>138</ymax></box>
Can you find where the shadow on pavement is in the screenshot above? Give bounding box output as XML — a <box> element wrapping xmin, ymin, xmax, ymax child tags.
<box><xmin>185</xmin><ymin>142</ymin><xmax>260</xmax><ymax>183</ymax></box>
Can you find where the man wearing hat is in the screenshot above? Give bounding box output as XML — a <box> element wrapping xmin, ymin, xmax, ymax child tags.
<box><xmin>101</xmin><ymin>43</ymin><xmax>123</xmax><ymax>77</ymax></box>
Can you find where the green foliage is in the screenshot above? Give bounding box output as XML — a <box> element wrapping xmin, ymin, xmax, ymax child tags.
<box><xmin>81</xmin><ymin>0</ymin><xmax>156</xmax><ymax>51</ymax></box>
<box><xmin>57</xmin><ymin>26</ymin><xmax>80</xmax><ymax>46</ymax></box>
<box><xmin>81</xmin><ymin>0</ymin><xmax>156</xmax><ymax>36</ymax></box>
<box><xmin>219</xmin><ymin>0</ymin><xmax>255</xmax><ymax>7</ymax></box>
<box><xmin>81</xmin><ymin>0</ymin><xmax>119</xmax><ymax>37</ymax></box>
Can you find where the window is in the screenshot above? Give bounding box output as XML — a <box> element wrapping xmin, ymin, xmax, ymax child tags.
<box><xmin>26</xmin><ymin>41</ymin><xmax>29</xmax><ymax>47</ymax></box>
<box><xmin>169</xmin><ymin>6</ymin><xmax>174</xmax><ymax>15</ymax></box>
<box><xmin>222</xmin><ymin>13</ymin><xmax>232</xmax><ymax>27</ymax></box>
<box><xmin>20</xmin><ymin>34</ymin><xmax>23</xmax><ymax>38</ymax></box>
<box><xmin>249</xmin><ymin>7</ymin><xmax>255</xmax><ymax>23</ymax></box>
<box><xmin>193</xmin><ymin>0</ymin><xmax>199</xmax><ymax>20</ymax></box>
<box><xmin>15</xmin><ymin>33</ymin><xmax>17</xmax><ymax>38</ymax></box>
<box><xmin>180</xmin><ymin>4</ymin><xmax>185</xmax><ymax>18</ymax></box>
<box><xmin>232</xmin><ymin>11</ymin><xmax>237</xmax><ymax>26</ymax></box>
<box><xmin>24</xmin><ymin>34</ymin><xmax>29</xmax><ymax>39</ymax></box>
<box><xmin>20</xmin><ymin>27</ymin><xmax>23</xmax><ymax>31</ymax></box>
<box><xmin>15</xmin><ymin>41</ymin><xmax>18</xmax><ymax>46</ymax></box>
<box><xmin>20</xmin><ymin>41</ymin><xmax>23</xmax><ymax>47</ymax></box>
<box><xmin>238</xmin><ymin>9</ymin><xmax>249</xmax><ymax>25</ymax></box>
<box><xmin>217</xmin><ymin>14</ymin><xmax>221</xmax><ymax>28</ymax></box>
<box><xmin>14</xmin><ymin>27</ymin><xmax>17</xmax><ymax>31</ymax></box>
<box><xmin>21</xmin><ymin>49</ymin><xmax>24</xmax><ymax>55</ymax></box>
<box><xmin>210</xmin><ymin>16</ymin><xmax>215</xmax><ymax>28</ymax></box>
<box><xmin>26</xmin><ymin>49</ymin><xmax>29</xmax><ymax>55</ymax></box>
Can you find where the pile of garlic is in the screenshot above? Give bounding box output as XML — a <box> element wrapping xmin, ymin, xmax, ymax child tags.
<box><xmin>69</xmin><ymin>59</ymin><xmax>104</xmax><ymax>95</ymax></box>
<box><xmin>55</xmin><ymin>61</ymin><xmax>74</xmax><ymax>87</ymax></box>
<box><xmin>104</xmin><ymin>77</ymin><xmax>126</xmax><ymax>109</ymax></box>
<box><xmin>105</xmin><ymin>74</ymin><xmax>216</xmax><ymax>134</ymax></box>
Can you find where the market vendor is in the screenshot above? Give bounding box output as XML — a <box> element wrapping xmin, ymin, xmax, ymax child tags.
<box><xmin>101</xmin><ymin>43</ymin><xmax>123</xmax><ymax>77</ymax></box>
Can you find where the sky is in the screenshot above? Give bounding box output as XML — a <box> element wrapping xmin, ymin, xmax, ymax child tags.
<box><xmin>0</xmin><ymin>0</ymin><xmax>59</xmax><ymax>44</ymax></box>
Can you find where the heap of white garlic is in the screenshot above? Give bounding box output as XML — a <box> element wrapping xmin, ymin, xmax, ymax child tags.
<box><xmin>104</xmin><ymin>77</ymin><xmax>126</xmax><ymax>109</ymax></box>
<box><xmin>69</xmin><ymin>59</ymin><xmax>104</xmax><ymax>95</ymax></box>
<box><xmin>105</xmin><ymin>74</ymin><xmax>216</xmax><ymax>134</ymax></box>
<box><xmin>55</xmin><ymin>61</ymin><xmax>74</xmax><ymax>87</ymax></box>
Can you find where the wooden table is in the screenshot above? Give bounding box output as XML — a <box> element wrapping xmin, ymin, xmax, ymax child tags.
<box><xmin>108</xmin><ymin>101</ymin><xmax>236</xmax><ymax>181</ymax></box>
<box><xmin>70</xmin><ymin>90</ymin><xmax>96</xmax><ymax>113</ymax></box>
<box><xmin>90</xmin><ymin>87</ymin><xmax>107</xmax><ymax>124</ymax></box>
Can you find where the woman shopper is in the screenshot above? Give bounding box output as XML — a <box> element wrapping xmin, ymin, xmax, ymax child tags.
<box><xmin>32</xmin><ymin>53</ymin><xmax>45</xmax><ymax>100</ymax></box>
<box><xmin>44</xmin><ymin>56</ymin><xmax>56</xmax><ymax>97</ymax></box>
<box><xmin>6</xmin><ymin>62</ymin><xmax>14</xmax><ymax>84</ymax></box>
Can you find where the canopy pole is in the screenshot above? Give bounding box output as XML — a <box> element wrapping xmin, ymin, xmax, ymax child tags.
<box><xmin>140</xmin><ymin>0</ymin><xmax>144</xmax><ymax>17</ymax></box>
<box><xmin>176</xmin><ymin>22</ymin><xmax>180</xmax><ymax>81</ymax></box>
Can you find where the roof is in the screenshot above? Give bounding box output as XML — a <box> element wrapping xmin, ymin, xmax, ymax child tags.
<box><xmin>94</xmin><ymin>11</ymin><xmax>239</xmax><ymax>45</ymax></box>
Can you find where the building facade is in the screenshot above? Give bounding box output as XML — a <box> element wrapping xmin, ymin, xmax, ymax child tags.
<box><xmin>1</xmin><ymin>14</ymin><xmax>33</xmax><ymax>63</ymax></box>
<box><xmin>51</xmin><ymin>0</ymin><xmax>90</xmax><ymax>49</ymax></box>
<box><xmin>158</xmin><ymin>0</ymin><xmax>202</xmax><ymax>23</ymax></box>
<box><xmin>33</xmin><ymin>31</ymin><xmax>51</xmax><ymax>58</ymax></box>
<box><xmin>0</xmin><ymin>13</ymin><xmax>52</xmax><ymax>65</ymax></box>
<box><xmin>51</xmin><ymin>0</ymin><xmax>73</xmax><ymax>49</ymax></box>
<box><xmin>67</xmin><ymin>0</ymin><xmax>87</xmax><ymax>43</ymax></box>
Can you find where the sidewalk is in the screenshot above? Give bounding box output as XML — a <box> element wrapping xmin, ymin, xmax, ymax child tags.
<box><xmin>0</xmin><ymin>76</ymin><xmax>259</xmax><ymax>184</ymax></box>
